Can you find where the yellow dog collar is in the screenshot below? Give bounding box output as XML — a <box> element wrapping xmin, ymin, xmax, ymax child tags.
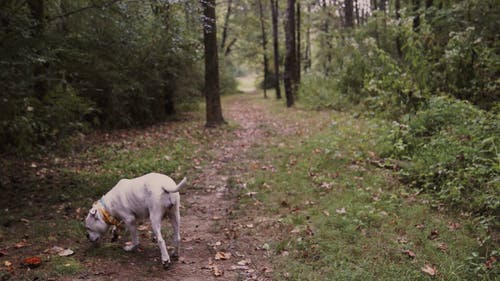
<box><xmin>96</xmin><ymin>199</ymin><xmax>122</xmax><ymax>227</ymax></box>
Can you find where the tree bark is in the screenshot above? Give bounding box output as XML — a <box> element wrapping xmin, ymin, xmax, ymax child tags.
<box><xmin>355</xmin><ymin>0</ymin><xmax>360</xmax><ymax>26</ymax></box>
<box><xmin>201</xmin><ymin>0</ymin><xmax>225</xmax><ymax>127</ymax></box>
<box><xmin>295</xmin><ymin>0</ymin><xmax>301</xmax><ymax>84</ymax></box>
<box><xmin>321</xmin><ymin>0</ymin><xmax>331</xmax><ymax>75</ymax></box>
<box><xmin>28</xmin><ymin>0</ymin><xmax>48</xmax><ymax>100</ymax></box>
<box><xmin>257</xmin><ymin>0</ymin><xmax>269</xmax><ymax>98</ymax></box>
<box><xmin>270</xmin><ymin>0</ymin><xmax>281</xmax><ymax>99</ymax></box>
<box><xmin>395</xmin><ymin>0</ymin><xmax>402</xmax><ymax>58</ymax></box>
<box><xmin>284</xmin><ymin>0</ymin><xmax>297</xmax><ymax>107</ymax></box>
<box><xmin>304</xmin><ymin>1</ymin><xmax>311</xmax><ymax>71</ymax></box>
<box><xmin>344</xmin><ymin>0</ymin><xmax>354</xmax><ymax>28</ymax></box>
<box><xmin>220</xmin><ymin>0</ymin><xmax>232</xmax><ymax>51</ymax></box>
<box><xmin>413</xmin><ymin>0</ymin><xmax>421</xmax><ymax>32</ymax></box>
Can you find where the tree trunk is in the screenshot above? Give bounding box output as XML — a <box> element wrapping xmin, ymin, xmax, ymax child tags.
<box><xmin>220</xmin><ymin>0</ymin><xmax>232</xmax><ymax>51</ymax></box>
<box><xmin>270</xmin><ymin>0</ymin><xmax>281</xmax><ymax>99</ymax></box>
<box><xmin>201</xmin><ymin>0</ymin><xmax>225</xmax><ymax>127</ymax></box>
<box><xmin>284</xmin><ymin>0</ymin><xmax>297</xmax><ymax>107</ymax></box>
<box><xmin>413</xmin><ymin>0</ymin><xmax>421</xmax><ymax>32</ymax></box>
<box><xmin>295</xmin><ymin>0</ymin><xmax>301</xmax><ymax>84</ymax></box>
<box><xmin>395</xmin><ymin>0</ymin><xmax>402</xmax><ymax>58</ymax></box>
<box><xmin>344</xmin><ymin>0</ymin><xmax>354</xmax><ymax>28</ymax></box>
<box><xmin>355</xmin><ymin>0</ymin><xmax>360</xmax><ymax>26</ymax></box>
<box><xmin>28</xmin><ymin>0</ymin><xmax>48</xmax><ymax>100</ymax></box>
<box><xmin>321</xmin><ymin>0</ymin><xmax>331</xmax><ymax>75</ymax></box>
<box><xmin>304</xmin><ymin>2</ymin><xmax>311</xmax><ymax>71</ymax></box>
<box><xmin>258</xmin><ymin>0</ymin><xmax>269</xmax><ymax>98</ymax></box>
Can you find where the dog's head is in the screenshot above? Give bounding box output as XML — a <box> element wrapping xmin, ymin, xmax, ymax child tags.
<box><xmin>85</xmin><ymin>206</ymin><xmax>109</xmax><ymax>243</ymax></box>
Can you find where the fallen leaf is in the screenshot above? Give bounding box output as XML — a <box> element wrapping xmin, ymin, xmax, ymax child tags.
<box><xmin>246</xmin><ymin>224</ymin><xmax>254</xmax><ymax>228</ymax></box>
<box><xmin>485</xmin><ymin>256</ymin><xmax>497</xmax><ymax>270</ymax></box>
<box><xmin>322</xmin><ymin>210</ymin><xmax>330</xmax><ymax>217</ymax></box>
<box><xmin>428</xmin><ymin>229</ymin><xmax>439</xmax><ymax>240</ymax></box>
<box><xmin>20</xmin><ymin>218</ymin><xmax>30</xmax><ymax>225</ymax></box>
<box><xmin>4</xmin><ymin>261</ymin><xmax>12</xmax><ymax>267</ymax></box>
<box><xmin>415</xmin><ymin>224</ymin><xmax>425</xmax><ymax>229</ymax></box>
<box><xmin>447</xmin><ymin>222</ymin><xmax>461</xmax><ymax>231</ymax></box>
<box><xmin>215</xmin><ymin>251</ymin><xmax>231</xmax><ymax>260</ymax></box>
<box><xmin>44</xmin><ymin>246</ymin><xmax>64</xmax><ymax>255</ymax></box>
<box><xmin>212</xmin><ymin>264</ymin><xmax>223</xmax><ymax>277</ymax></box>
<box><xmin>261</xmin><ymin>266</ymin><xmax>273</xmax><ymax>273</ymax></box>
<box><xmin>437</xmin><ymin>243</ymin><xmax>448</xmax><ymax>252</ymax></box>
<box><xmin>137</xmin><ymin>225</ymin><xmax>148</xmax><ymax>231</ymax></box>
<box><xmin>22</xmin><ymin>256</ymin><xmax>42</xmax><ymax>268</ymax></box>
<box><xmin>336</xmin><ymin>207</ymin><xmax>347</xmax><ymax>215</ymax></box>
<box><xmin>14</xmin><ymin>240</ymin><xmax>29</xmax><ymax>249</ymax></box>
<box><xmin>0</xmin><ymin>249</ymin><xmax>7</xmax><ymax>257</ymax></box>
<box><xmin>402</xmin><ymin>249</ymin><xmax>416</xmax><ymax>259</ymax></box>
<box><xmin>58</xmin><ymin>249</ymin><xmax>74</xmax><ymax>257</ymax></box>
<box><xmin>237</xmin><ymin>259</ymin><xmax>250</xmax><ymax>266</ymax></box>
<box><xmin>421</xmin><ymin>264</ymin><xmax>437</xmax><ymax>276</ymax></box>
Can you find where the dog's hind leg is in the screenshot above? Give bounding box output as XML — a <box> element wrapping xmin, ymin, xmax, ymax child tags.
<box><xmin>150</xmin><ymin>211</ymin><xmax>171</xmax><ymax>269</ymax></box>
<box><xmin>168</xmin><ymin>204</ymin><xmax>181</xmax><ymax>260</ymax></box>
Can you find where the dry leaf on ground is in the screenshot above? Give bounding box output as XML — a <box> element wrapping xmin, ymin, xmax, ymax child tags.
<box><xmin>58</xmin><ymin>249</ymin><xmax>74</xmax><ymax>257</ymax></box>
<box><xmin>215</xmin><ymin>251</ymin><xmax>231</xmax><ymax>260</ymax></box>
<box><xmin>22</xmin><ymin>256</ymin><xmax>42</xmax><ymax>268</ymax></box>
<box><xmin>437</xmin><ymin>243</ymin><xmax>448</xmax><ymax>252</ymax></box>
<box><xmin>421</xmin><ymin>264</ymin><xmax>437</xmax><ymax>276</ymax></box>
<box><xmin>336</xmin><ymin>207</ymin><xmax>347</xmax><ymax>215</ymax></box>
<box><xmin>402</xmin><ymin>249</ymin><xmax>416</xmax><ymax>259</ymax></box>
<box><xmin>14</xmin><ymin>240</ymin><xmax>29</xmax><ymax>249</ymax></box>
<box><xmin>447</xmin><ymin>222</ymin><xmax>461</xmax><ymax>231</ymax></box>
<box><xmin>428</xmin><ymin>229</ymin><xmax>439</xmax><ymax>240</ymax></box>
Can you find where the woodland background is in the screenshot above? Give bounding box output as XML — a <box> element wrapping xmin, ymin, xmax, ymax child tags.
<box><xmin>0</xmin><ymin>0</ymin><xmax>498</xmax><ymax>279</ymax></box>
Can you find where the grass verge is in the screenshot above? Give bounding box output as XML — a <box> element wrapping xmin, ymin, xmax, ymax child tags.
<box><xmin>240</xmin><ymin>101</ymin><xmax>496</xmax><ymax>280</ymax></box>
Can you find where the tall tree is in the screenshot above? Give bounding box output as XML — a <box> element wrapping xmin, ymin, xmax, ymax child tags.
<box><xmin>28</xmin><ymin>0</ymin><xmax>47</xmax><ymax>100</ymax></box>
<box><xmin>270</xmin><ymin>0</ymin><xmax>281</xmax><ymax>99</ymax></box>
<box><xmin>284</xmin><ymin>0</ymin><xmax>297</xmax><ymax>107</ymax></box>
<box><xmin>296</xmin><ymin>0</ymin><xmax>301</xmax><ymax>83</ymax></box>
<box><xmin>345</xmin><ymin>0</ymin><xmax>354</xmax><ymax>28</ymax></box>
<box><xmin>257</xmin><ymin>0</ymin><xmax>269</xmax><ymax>98</ymax></box>
<box><xmin>304</xmin><ymin>1</ymin><xmax>311</xmax><ymax>71</ymax></box>
<box><xmin>220</xmin><ymin>0</ymin><xmax>233</xmax><ymax>51</ymax></box>
<box><xmin>413</xmin><ymin>0</ymin><xmax>421</xmax><ymax>32</ymax></box>
<box><xmin>395</xmin><ymin>0</ymin><xmax>402</xmax><ymax>58</ymax></box>
<box><xmin>201</xmin><ymin>0</ymin><xmax>225</xmax><ymax>127</ymax></box>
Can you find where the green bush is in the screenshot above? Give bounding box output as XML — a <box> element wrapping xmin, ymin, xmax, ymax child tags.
<box><xmin>298</xmin><ymin>74</ymin><xmax>350</xmax><ymax>111</ymax></box>
<box><xmin>389</xmin><ymin>96</ymin><xmax>499</xmax><ymax>216</ymax></box>
<box><xmin>0</xmin><ymin>83</ymin><xmax>93</xmax><ymax>152</ymax></box>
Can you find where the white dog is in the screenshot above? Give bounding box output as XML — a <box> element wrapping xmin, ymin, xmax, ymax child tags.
<box><xmin>85</xmin><ymin>173</ymin><xmax>186</xmax><ymax>268</ymax></box>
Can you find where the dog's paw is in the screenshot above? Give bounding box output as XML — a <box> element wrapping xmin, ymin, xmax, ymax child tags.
<box><xmin>123</xmin><ymin>243</ymin><xmax>137</xmax><ymax>252</ymax></box>
<box><xmin>162</xmin><ymin>260</ymin><xmax>171</xmax><ymax>270</ymax></box>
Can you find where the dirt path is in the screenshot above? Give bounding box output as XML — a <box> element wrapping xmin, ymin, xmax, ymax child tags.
<box><xmin>167</xmin><ymin>93</ymin><xmax>278</xmax><ymax>281</ymax></box>
<box><xmin>97</xmin><ymin>86</ymin><xmax>286</xmax><ymax>280</ymax></box>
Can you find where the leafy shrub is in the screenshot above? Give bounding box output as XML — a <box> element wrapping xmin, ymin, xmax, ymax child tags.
<box><xmin>0</xmin><ymin>84</ymin><xmax>93</xmax><ymax>152</ymax></box>
<box><xmin>389</xmin><ymin>96</ymin><xmax>499</xmax><ymax>216</ymax></box>
<box><xmin>298</xmin><ymin>74</ymin><xmax>350</xmax><ymax>111</ymax></box>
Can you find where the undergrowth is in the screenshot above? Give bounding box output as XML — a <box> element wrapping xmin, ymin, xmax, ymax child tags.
<box><xmin>243</xmin><ymin>105</ymin><xmax>498</xmax><ymax>280</ymax></box>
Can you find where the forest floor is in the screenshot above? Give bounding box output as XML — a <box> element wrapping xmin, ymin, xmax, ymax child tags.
<box><xmin>0</xmin><ymin>75</ymin><xmax>490</xmax><ymax>280</ymax></box>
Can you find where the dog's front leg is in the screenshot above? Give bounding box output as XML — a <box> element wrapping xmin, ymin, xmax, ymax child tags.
<box><xmin>150</xmin><ymin>213</ymin><xmax>171</xmax><ymax>269</ymax></box>
<box><xmin>123</xmin><ymin>217</ymin><xmax>139</xmax><ymax>251</ymax></box>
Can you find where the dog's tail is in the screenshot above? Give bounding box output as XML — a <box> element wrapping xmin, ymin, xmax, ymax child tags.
<box><xmin>163</xmin><ymin>177</ymin><xmax>187</xmax><ymax>193</ymax></box>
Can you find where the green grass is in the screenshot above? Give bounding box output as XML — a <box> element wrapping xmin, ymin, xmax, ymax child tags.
<box><xmin>240</xmin><ymin>107</ymin><xmax>493</xmax><ymax>280</ymax></box>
